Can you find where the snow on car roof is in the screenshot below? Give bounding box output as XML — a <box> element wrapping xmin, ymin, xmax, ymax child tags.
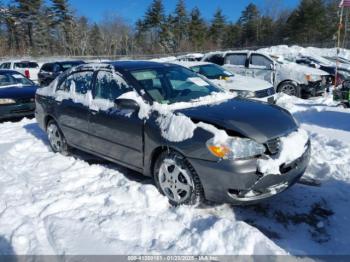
<box><xmin>170</xmin><ymin>61</ymin><xmax>212</xmax><ymax>68</ymax></box>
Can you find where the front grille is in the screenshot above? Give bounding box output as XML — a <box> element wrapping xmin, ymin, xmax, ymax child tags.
<box><xmin>15</xmin><ymin>98</ymin><xmax>34</xmax><ymax>104</ymax></box>
<box><xmin>265</xmin><ymin>138</ymin><xmax>281</xmax><ymax>155</ymax></box>
<box><xmin>255</xmin><ymin>87</ymin><xmax>276</xmax><ymax>98</ymax></box>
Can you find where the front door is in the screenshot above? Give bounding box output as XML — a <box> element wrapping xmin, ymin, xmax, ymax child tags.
<box><xmin>248</xmin><ymin>53</ymin><xmax>275</xmax><ymax>84</ymax></box>
<box><xmin>222</xmin><ymin>53</ymin><xmax>249</xmax><ymax>76</ymax></box>
<box><xmin>88</xmin><ymin>70</ymin><xmax>144</xmax><ymax>169</ymax></box>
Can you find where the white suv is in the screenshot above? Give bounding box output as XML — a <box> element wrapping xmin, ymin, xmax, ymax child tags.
<box><xmin>202</xmin><ymin>51</ymin><xmax>331</xmax><ymax>98</ymax></box>
<box><xmin>0</xmin><ymin>60</ymin><xmax>40</xmax><ymax>83</ymax></box>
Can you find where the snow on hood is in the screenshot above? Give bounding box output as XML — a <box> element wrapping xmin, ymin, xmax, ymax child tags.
<box><xmin>278</xmin><ymin>61</ymin><xmax>329</xmax><ymax>76</ymax></box>
<box><xmin>212</xmin><ymin>74</ymin><xmax>272</xmax><ymax>92</ymax></box>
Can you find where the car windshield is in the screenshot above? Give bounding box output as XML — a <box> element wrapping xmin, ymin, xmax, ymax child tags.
<box><xmin>14</xmin><ymin>62</ymin><xmax>39</xmax><ymax>69</ymax></box>
<box><xmin>0</xmin><ymin>72</ymin><xmax>35</xmax><ymax>88</ymax></box>
<box><xmin>190</xmin><ymin>64</ymin><xmax>233</xmax><ymax>80</ymax></box>
<box><xmin>130</xmin><ymin>66</ymin><xmax>222</xmax><ymax>104</ymax></box>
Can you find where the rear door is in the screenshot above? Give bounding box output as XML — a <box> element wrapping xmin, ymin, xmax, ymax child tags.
<box><xmin>222</xmin><ymin>53</ymin><xmax>249</xmax><ymax>76</ymax></box>
<box><xmin>248</xmin><ymin>53</ymin><xmax>275</xmax><ymax>84</ymax></box>
<box><xmin>88</xmin><ymin>70</ymin><xmax>144</xmax><ymax>169</ymax></box>
<box><xmin>54</xmin><ymin>70</ymin><xmax>93</xmax><ymax>149</ymax></box>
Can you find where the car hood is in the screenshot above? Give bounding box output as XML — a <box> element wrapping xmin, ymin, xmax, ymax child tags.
<box><xmin>176</xmin><ymin>98</ymin><xmax>297</xmax><ymax>143</ymax></box>
<box><xmin>0</xmin><ymin>85</ymin><xmax>38</xmax><ymax>99</ymax></box>
<box><xmin>279</xmin><ymin>62</ymin><xmax>329</xmax><ymax>76</ymax></box>
<box><xmin>211</xmin><ymin>75</ymin><xmax>272</xmax><ymax>92</ymax></box>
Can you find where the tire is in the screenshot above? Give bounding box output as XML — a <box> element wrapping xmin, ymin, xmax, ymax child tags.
<box><xmin>46</xmin><ymin>120</ymin><xmax>70</xmax><ymax>156</ymax></box>
<box><xmin>278</xmin><ymin>81</ymin><xmax>301</xmax><ymax>98</ymax></box>
<box><xmin>154</xmin><ymin>151</ymin><xmax>204</xmax><ymax>206</ymax></box>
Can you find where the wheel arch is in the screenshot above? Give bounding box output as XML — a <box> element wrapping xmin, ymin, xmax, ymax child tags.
<box><xmin>277</xmin><ymin>79</ymin><xmax>299</xmax><ymax>91</ymax></box>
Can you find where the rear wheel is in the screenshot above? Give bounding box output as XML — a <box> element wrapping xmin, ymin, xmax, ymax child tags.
<box><xmin>278</xmin><ymin>81</ymin><xmax>301</xmax><ymax>97</ymax></box>
<box><xmin>154</xmin><ymin>151</ymin><xmax>204</xmax><ymax>206</ymax></box>
<box><xmin>47</xmin><ymin>120</ymin><xmax>70</xmax><ymax>155</ymax></box>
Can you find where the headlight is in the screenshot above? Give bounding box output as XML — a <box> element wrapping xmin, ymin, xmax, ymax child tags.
<box><xmin>206</xmin><ymin>137</ymin><xmax>266</xmax><ymax>160</ymax></box>
<box><xmin>234</xmin><ymin>90</ymin><xmax>255</xmax><ymax>98</ymax></box>
<box><xmin>0</xmin><ymin>98</ymin><xmax>16</xmax><ymax>105</ymax></box>
<box><xmin>305</xmin><ymin>74</ymin><xmax>321</xmax><ymax>82</ymax></box>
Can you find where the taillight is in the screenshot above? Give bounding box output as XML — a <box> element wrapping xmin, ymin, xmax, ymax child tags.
<box><xmin>24</xmin><ymin>69</ymin><xmax>30</xmax><ymax>79</ymax></box>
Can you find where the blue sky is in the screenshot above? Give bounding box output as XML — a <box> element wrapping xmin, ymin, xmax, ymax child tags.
<box><xmin>3</xmin><ymin>0</ymin><xmax>300</xmax><ymax>23</ymax></box>
<box><xmin>66</xmin><ymin>0</ymin><xmax>299</xmax><ymax>23</ymax></box>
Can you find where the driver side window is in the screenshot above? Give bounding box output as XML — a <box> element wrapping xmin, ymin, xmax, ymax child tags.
<box><xmin>250</xmin><ymin>54</ymin><xmax>273</xmax><ymax>69</ymax></box>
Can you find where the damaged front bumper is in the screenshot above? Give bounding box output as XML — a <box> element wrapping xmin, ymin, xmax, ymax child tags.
<box><xmin>189</xmin><ymin>140</ymin><xmax>311</xmax><ymax>205</ymax></box>
<box><xmin>301</xmin><ymin>78</ymin><xmax>331</xmax><ymax>97</ymax></box>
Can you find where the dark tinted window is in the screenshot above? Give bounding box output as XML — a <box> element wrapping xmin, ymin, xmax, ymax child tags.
<box><xmin>225</xmin><ymin>54</ymin><xmax>247</xmax><ymax>66</ymax></box>
<box><xmin>205</xmin><ymin>54</ymin><xmax>225</xmax><ymax>66</ymax></box>
<box><xmin>41</xmin><ymin>63</ymin><xmax>53</xmax><ymax>72</ymax></box>
<box><xmin>57</xmin><ymin>71</ymin><xmax>93</xmax><ymax>94</ymax></box>
<box><xmin>94</xmin><ymin>71</ymin><xmax>131</xmax><ymax>100</ymax></box>
<box><xmin>14</xmin><ymin>62</ymin><xmax>39</xmax><ymax>69</ymax></box>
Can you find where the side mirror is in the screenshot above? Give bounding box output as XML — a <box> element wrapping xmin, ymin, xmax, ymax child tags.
<box><xmin>269</xmin><ymin>63</ymin><xmax>274</xmax><ymax>70</ymax></box>
<box><xmin>114</xmin><ymin>98</ymin><xmax>140</xmax><ymax>111</ymax></box>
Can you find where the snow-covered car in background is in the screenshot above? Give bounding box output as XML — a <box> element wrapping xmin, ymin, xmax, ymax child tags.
<box><xmin>176</xmin><ymin>53</ymin><xmax>204</xmax><ymax>61</ymax></box>
<box><xmin>35</xmin><ymin>61</ymin><xmax>310</xmax><ymax>206</ymax></box>
<box><xmin>172</xmin><ymin>61</ymin><xmax>276</xmax><ymax>103</ymax></box>
<box><xmin>202</xmin><ymin>51</ymin><xmax>332</xmax><ymax>98</ymax></box>
<box><xmin>0</xmin><ymin>60</ymin><xmax>40</xmax><ymax>83</ymax></box>
<box><xmin>295</xmin><ymin>55</ymin><xmax>350</xmax><ymax>85</ymax></box>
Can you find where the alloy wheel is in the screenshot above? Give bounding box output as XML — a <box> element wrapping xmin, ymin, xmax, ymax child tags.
<box><xmin>280</xmin><ymin>84</ymin><xmax>297</xmax><ymax>96</ymax></box>
<box><xmin>47</xmin><ymin>123</ymin><xmax>62</xmax><ymax>152</ymax></box>
<box><xmin>158</xmin><ymin>159</ymin><xmax>193</xmax><ymax>204</ymax></box>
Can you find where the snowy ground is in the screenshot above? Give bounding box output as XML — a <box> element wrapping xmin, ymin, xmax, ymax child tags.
<box><xmin>0</xmin><ymin>93</ymin><xmax>349</xmax><ymax>256</ymax></box>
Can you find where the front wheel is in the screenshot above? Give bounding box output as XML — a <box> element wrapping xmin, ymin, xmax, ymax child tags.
<box><xmin>47</xmin><ymin>120</ymin><xmax>70</xmax><ymax>155</ymax></box>
<box><xmin>278</xmin><ymin>81</ymin><xmax>301</xmax><ymax>98</ymax></box>
<box><xmin>154</xmin><ymin>151</ymin><xmax>204</xmax><ymax>206</ymax></box>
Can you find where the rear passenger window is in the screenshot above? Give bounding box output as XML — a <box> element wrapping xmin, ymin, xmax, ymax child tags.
<box><xmin>94</xmin><ymin>71</ymin><xmax>130</xmax><ymax>101</ymax></box>
<box><xmin>57</xmin><ymin>71</ymin><xmax>93</xmax><ymax>94</ymax></box>
<box><xmin>225</xmin><ymin>54</ymin><xmax>247</xmax><ymax>66</ymax></box>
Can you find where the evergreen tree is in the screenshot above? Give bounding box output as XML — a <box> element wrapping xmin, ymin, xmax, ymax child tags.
<box><xmin>209</xmin><ymin>8</ymin><xmax>226</xmax><ymax>48</ymax></box>
<box><xmin>88</xmin><ymin>23</ymin><xmax>103</xmax><ymax>55</ymax></box>
<box><xmin>173</xmin><ymin>0</ymin><xmax>189</xmax><ymax>51</ymax></box>
<box><xmin>222</xmin><ymin>23</ymin><xmax>241</xmax><ymax>49</ymax></box>
<box><xmin>286</xmin><ymin>0</ymin><xmax>327</xmax><ymax>44</ymax></box>
<box><xmin>143</xmin><ymin>0</ymin><xmax>166</xmax><ymax>52</ymax></box>
<box><xmin>188</xmin><ymin>7</ymin><xmax>207</xmax><ymax>50</ymax></box>
<box><xmin>238</xmin><ymin>3</ymin><xmax>260</xmax><ymax>46</ymax></box>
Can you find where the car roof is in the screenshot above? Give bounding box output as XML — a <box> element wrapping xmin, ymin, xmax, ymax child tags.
<box><xmin>0</xmin><ymin>69</ymin><xmax>23</xmax><ymax>74</ymax></box>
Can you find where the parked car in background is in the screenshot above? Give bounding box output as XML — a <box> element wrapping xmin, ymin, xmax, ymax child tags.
<box><xmin>0</xmin><ymin>70</ymin><xmax>38</xmax><ymax>120</ymax></box>
<box><xmin>173</xmin><ymin>61</ymin><xmax>276</xmax><ymax>103</ymax></box>
<box><xmin>176</xmin><ymin>53</ymin><xmax>204</xmax><ymax>62</ymax></box>
<box><xmin>38</xmin><ymin>60</ymin><xmax>85</xmax><ymax>86</ymax></box>
<box><xmin>202</xmin><ymin>51</ymin><xmax>332</xmax><ymax>98</ymax></box>
<box><xmin>0</xmin><ymin>60</ymin><xmax>40</xmax><ymax>83</ymax></box>
<box><xmin>36</xmin><ymin>61</ymin><xmax>310</xmax><ymax>206</ymax></box>
<box><xmin>296</xmin><ymin>55</ymin><xmax>350</xmax><ymax>85</ymax></box>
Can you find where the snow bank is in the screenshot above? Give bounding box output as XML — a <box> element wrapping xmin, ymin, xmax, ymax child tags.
<box><xmin>0</xmin><ymin>119</ymin><xmax>286</xmax><ymax>255</ymax></box>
